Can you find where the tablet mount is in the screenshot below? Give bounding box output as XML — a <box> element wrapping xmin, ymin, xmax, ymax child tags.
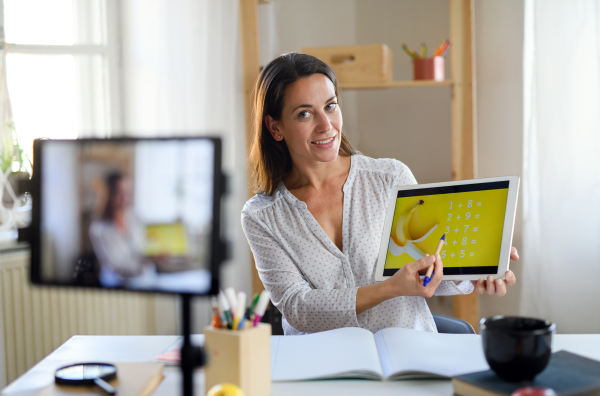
<box><xmin>180</xmin><ymin>293</ymin><xmax>207</xmax><ymax>396</ymax></box>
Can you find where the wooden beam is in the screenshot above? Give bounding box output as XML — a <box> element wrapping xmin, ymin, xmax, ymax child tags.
<box><xmin>239</xmin><ymin>0</ymin><xmax>264</xmax><ymax>294</ymax></box>
<box><xmin>341</xmin><ymin>80</ymin><xmax>454</xmax><ymax>90</ymax></box>
<box><xmin>450</xmin><ymin>0</ymin><xmax>479</xmax><ymax>331</ymax></box>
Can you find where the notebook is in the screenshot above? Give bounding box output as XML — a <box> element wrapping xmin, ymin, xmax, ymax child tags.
<box><xmin>270</xmin><ymin>326</ymin><xmax>489</xmax><ymax>381</ymax></box>
<box><xmin>453</xmin><ymin>351</ymin><xmax>600</xmax><ymax>396</ymax></box>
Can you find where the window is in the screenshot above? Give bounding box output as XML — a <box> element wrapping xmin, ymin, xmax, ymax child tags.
<box><xmin>1</xmin><ymin>0</ymin><xmax>121</xmax><ymax>164</ymax></box>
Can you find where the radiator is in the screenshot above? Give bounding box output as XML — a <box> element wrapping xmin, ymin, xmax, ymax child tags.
<box><xmin>0</xmin><ymin>250</ymin><xmax>157</xmax><ymax>385</ymax></box>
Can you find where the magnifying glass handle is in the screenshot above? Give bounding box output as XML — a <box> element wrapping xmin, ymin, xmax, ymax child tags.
<box><xmin>94</xmin><ymin>377</ymin><xmax>116</xmax><ymax>395</ymax></box>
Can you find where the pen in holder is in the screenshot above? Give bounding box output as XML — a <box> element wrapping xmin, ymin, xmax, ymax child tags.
<box><xmin>204</xmin><ymin>323</ymin><xmax>272</xmax><ymax>396</ymax></box>
<box><xmin>413</xmin><ymin>56</ymin><xmax>445</xmax><ymax>82</ymax></box>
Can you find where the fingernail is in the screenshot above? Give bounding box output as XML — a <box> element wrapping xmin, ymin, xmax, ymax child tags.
<box><xmin>496</xmin><ymin>279</ymin><xmax>503</xmax><ymax>285</ymax></box>
<box><xmin>427</xmin><ymin>255</ymin><xmax>435</xmax><ymax>264</ymax></box>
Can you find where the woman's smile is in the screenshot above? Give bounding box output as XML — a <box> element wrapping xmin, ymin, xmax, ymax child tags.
<box><xmin>311</xmin><ymin>135</ymin><xmax>336</xmax><ymax>147</ymax></box>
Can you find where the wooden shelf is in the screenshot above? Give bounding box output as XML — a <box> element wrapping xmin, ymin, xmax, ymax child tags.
<box><xmin>340</xmin><ymin>80</ymin><xmax>454</xmax><ymax>90</ymax></box>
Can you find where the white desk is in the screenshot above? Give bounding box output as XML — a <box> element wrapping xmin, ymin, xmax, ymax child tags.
<box><xmin>2</xmin><ymin>334</ymin><xmax>600</xmax><ymax>396</ymax></box>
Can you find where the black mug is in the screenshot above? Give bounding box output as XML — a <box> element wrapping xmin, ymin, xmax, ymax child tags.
<box><xmin>480</xmin><ymin>316</ymin><xmax>556</xmax><ymax>382</ymax></box>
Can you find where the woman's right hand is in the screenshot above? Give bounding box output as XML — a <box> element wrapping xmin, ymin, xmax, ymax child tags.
<box><xmin>356</xmin><ymin>253</ymin><xmax>444</xmax><ymax>315</ymax></box>
<box><xmin>384</xmin><ymin>254</ymin><xmax>444</xmax><ymax>298</ymax></box>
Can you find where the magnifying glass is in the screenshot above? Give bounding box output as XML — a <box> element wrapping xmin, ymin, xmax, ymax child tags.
<box><xmin>55</xmin><ymin>363</ymin><xmax>117</xmax><ymax>395</ymax></box>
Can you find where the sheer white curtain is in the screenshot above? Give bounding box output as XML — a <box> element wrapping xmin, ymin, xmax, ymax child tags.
<box><xmin>120</xmin><ymin>0</ymin><xmax>250</xmax><ymax>332</ymax></box>
<box><xmin>521</xmin><ymin>0</ymin><xmax>600</xmax><ymax>333</ymax></box>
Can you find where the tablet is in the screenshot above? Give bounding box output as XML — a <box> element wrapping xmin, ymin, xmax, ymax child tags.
<box><xmin>374</xmin><ymin>176</ymin><xmax>519</xmax><ymax>282</ymax></box>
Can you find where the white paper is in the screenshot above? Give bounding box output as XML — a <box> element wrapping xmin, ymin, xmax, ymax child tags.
<box><xmin>271</xmin><ymin>327</ymin><xmax>383</xmax><ymax>381</ymax></box>
<box><xmin>374</xmin><ymin>327</ymin><xmax>489</xmax><ymax>379</ymax></box>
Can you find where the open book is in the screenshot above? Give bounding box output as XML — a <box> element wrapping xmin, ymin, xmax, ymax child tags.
<box><xmin>270</xmin><ymin>327</ymin><xmax>489</xmax><ymax>381</ymax></box>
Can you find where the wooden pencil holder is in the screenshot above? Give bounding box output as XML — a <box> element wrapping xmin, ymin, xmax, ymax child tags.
<box><xmin>413</xmin><ymin>56</ymin><xmax>445</xmax><ymax>81</ymax></box>
<box><xmin>204</xmin><ymin>323</ymin><xmax>272</xmax><ymax>396</ymax></box>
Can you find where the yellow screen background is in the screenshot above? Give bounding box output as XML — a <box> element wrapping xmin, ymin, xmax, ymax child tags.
<box><xmin>385</xmin><ymin>188</ymin><xmax>508</xmax><ymax>269</ymax></box>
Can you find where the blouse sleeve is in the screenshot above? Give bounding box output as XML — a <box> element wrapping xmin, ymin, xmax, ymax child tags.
<box><xmin>242</xmin><ymin>210</ymin><xmax>360</xmax><ymax>333</ymax></box>
<box><xmin>434</xmin><ymin>280</ymin><xmax>474</xmax><ymax>296</ymax></box>
<box><xmin>393</xmin><ymin>160</ymin><xmax>418</xmax><ymax>187</ymax></box>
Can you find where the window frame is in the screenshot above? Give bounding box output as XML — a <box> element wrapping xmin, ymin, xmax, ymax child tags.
<box><xmin>0</xmin><ymin>0</ymin><xmax>122</xmax><ymax>136</ymax></box>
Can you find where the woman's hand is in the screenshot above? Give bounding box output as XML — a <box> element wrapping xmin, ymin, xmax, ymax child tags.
<box><xmin>385</xmin><ymin>254</ymin><xmax>444</xmax><ymax>298</ymax></box>
<box><xmin>356</xmin><ymin>254</ymin><xmax>444</xmax><ymax>315</ymax></box>
<box><xmin>472</xmin><ymin>246</ymin><xmax>519</xmax><ymax>296</ymax></box>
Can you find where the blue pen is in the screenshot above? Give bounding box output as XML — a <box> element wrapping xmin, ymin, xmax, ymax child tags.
<box><xmin>238</xmin><ymin>315</ymin><xmax>246</xmax><ymax>330</ymax></box>
<box><xmin>423</xmin><ymin>234</ymin><xmax>445</xmax><ymax>286</ymax></box>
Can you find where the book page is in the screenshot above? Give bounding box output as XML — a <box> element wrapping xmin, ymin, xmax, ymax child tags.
<box><xmin>271</xmin><ymin>327</ymin><xmax>384</xmax><ymax>381</ymax></box>
<box><xmin>374</xmin><ymin>327</ymin><xmax>489</xmax><ymax>379</ymax></box>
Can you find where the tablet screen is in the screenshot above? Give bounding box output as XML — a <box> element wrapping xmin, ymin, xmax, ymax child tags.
<box><xmin>384</xmin><ymin>181</ymin><xmax>509</xmax><ymax>276</ymax></box>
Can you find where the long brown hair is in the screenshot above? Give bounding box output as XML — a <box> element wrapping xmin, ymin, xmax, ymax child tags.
<box><xmin>103</xmin><ymin>171</ymin><xmax>124</xmax><ymax>220</ymax></box>
<box><xmin>248</xmin><ymin>53</ymin><xmax>356</xmax><ymax>195</ymax></box>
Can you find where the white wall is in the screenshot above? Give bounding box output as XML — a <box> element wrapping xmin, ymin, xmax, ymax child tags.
<box><xmin>355</xmin><ymin>0</ymin><xmax>453</xmax><ymax>184</ymax></box>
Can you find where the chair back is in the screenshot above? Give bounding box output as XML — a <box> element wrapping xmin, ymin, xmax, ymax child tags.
<box><xmin>432</xmin><ymin>313</ymin><xmax>475</xmax><ymax>334</ymax></box>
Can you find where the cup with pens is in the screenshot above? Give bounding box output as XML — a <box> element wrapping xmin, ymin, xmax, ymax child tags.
<box><xmin>402</xmin><ymin>40</ymin><xmax>451</xmax><ymax>82</ymax></box>
<box><xmin>204</xmin><ymin>289</ymin><xmax>272</xmax><ymax>396</ymax></box>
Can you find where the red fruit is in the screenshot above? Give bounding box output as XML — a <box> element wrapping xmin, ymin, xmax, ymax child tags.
<box><xmin>511</xmin><ymin>387</ymin><xmax>557</xmax><ymax>396</ymax></box>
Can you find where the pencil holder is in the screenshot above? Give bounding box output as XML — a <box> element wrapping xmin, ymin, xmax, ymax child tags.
<box><xmin>204</xmin><ymin>323</ymin><xmax>272</xmax><ymax>396</ymax></box>
<box><xmin>413</xmin><ymin>56</ymin><xmax>445</xmax><ymax>81</ymax></box>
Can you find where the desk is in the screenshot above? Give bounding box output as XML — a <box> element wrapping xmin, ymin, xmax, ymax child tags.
<box><xmin>3</xmin><ymin>334</ymin><xmax>600</xmax><ymax>396</ymax></box>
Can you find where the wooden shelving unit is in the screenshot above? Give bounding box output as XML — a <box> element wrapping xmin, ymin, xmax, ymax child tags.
<box><xmin>341</xmin><ymin>80</ymin><xmax>454</xmax><ymax>89</ymax></box>
<box><xmin>239</xmin><ymin>0</ymin><xmax>479</xmax><ymax>330</ymax></box>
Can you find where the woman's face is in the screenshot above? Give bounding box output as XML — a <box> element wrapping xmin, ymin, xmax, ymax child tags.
<box><xmin>111</xmin><ymin>179</ymin><xmax>131</xmax><ymax>211</ymax></box>
<box><xmin>266</xmin><ymin>73</ymin><xmax>343</xmax><ymax>166</ymax></box>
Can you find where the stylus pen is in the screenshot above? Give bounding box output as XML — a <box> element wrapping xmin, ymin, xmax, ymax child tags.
<box><xmin>423</xmin><ymin>234</ymin><xmax>445</xmax><ymax>287</ymax></box>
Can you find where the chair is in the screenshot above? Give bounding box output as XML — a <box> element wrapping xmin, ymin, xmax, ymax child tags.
<box><xmin>433</xmin><ymin>313</ymin><xmax>476</xmax><ymax>334</ymax></box>
<box><xmin>263</xmin><ymin>306</ymin><xmax>474</xmax><ymax>335</ymax></box>
<box><xmin>261</xmin><ymin>304</ymin><xmax>284</xmax><ymax>335</ymax></box>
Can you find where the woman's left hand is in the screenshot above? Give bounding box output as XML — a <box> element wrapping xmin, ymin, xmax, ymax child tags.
<box><xmin>472</xmin><ymin>247</ymin><xmax>519</xmax><ymax>296</ymax></box>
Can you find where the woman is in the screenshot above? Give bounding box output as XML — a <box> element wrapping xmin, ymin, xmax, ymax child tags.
<box><xmin>89</xmin><ymin>172</ymin><xmax>147</xmax><ymax>287</ymax></box>
<box><xmin>242</xmin><ymin>53</ymin><xmax>517</xmax><ymax>335</ymax></box>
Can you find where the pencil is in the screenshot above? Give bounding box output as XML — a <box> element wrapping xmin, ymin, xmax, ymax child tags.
<box><xmin>423</xmin><ymin>234</ymin><xmax>445</xmax><ymax>287</ymax></box>
<box><xmin>440</xmin><ymin>41</ymin><xmax>452</xmax><ymax>57</ymax></box>
<box><xmin>420</xmin><ymin>43</ymin><xmax>427</xmax><ymax>58</ymax></box>
<box><xmin>402</xmin><ymin>44</ymin><xmax>419</xmax><ymax>60</ymax></box>
<box><xmin>433</xmin><ymin>40</ymin><xmax>448</xmax><ymax>57</ymax></box>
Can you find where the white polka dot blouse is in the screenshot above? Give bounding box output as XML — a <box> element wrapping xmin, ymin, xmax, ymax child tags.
<box><xmin>241</xmin><ymin>155</ymin><xmax>473</xmax><ymax>335</ymax></box>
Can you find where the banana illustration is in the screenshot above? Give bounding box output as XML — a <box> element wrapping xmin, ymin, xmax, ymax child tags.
<box><xmin>389</xmin><ymin>199</ymin><xmax>438</xmax><ymax>260</ymax></box>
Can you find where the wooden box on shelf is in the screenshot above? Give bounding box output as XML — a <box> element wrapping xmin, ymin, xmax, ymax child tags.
<box><xmin>204</xmin><ymin>323</ymin><xmax>272</xmax><ymax>396</ymax></box>
<box><xmin>301</xmin><ymin>44</ymin><xmax>393</xmax><ymax>84</ymax></box>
